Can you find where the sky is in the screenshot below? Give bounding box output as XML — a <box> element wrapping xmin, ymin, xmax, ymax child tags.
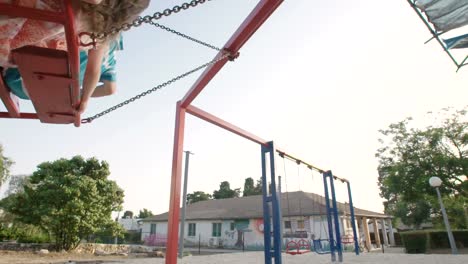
<box><xmin>1</xmin><ymin>0</ymin><xmax>468</xmax><ymax>217</ymax></box>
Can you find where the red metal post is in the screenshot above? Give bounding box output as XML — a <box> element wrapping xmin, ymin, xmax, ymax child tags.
<box><xmin>166</xmin><ymin>101</ymin><xmax>186</xmax><ymax>264</ymax></box>
<box><xmin>180</xmin><ymin>0</ymin><xmax>283</xmax><ymax>108</ymax></box>
<box><xmin>63</xmin><ymin>0</ymin><xmax>81</xmax><ymax>127</ymax></box>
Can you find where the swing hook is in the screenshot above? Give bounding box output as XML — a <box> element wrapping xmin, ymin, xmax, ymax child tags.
<box><xmin>78</xmin><ymin>32</ymin><xmax>97</xmax><ymax>49</ymax></box>
<box><xmin>223</xmin><ymin>48</ymin><xmax>240</xmax><ymax>61</ymax></box>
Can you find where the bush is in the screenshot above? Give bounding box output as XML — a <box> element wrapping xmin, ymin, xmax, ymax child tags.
<box><xmin>428</xmin><ymin>230</ymin><xmax>468</xmax><ymax>249</ymax></box>
<box><xmin>401</xmin><ymin>230</ymin><xmax>468</xmax><ymax>253</ymax></box>
<box><xmin>453</xmin><ymin>230</ymin><xmax>468</xmax><ymax>248</ymax></box>
<box><xmin>0</xmin><ymin>224</ymin><xmax>50</xmax><ymax>243</ymax></box>
<box><xmin>401</xmin><ymin>231</ymin><xmax>428</xmax><ymax>254</ymax></box>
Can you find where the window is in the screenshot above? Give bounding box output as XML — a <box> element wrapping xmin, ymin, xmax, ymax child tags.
<box><xmin>212</xmin><ymin>223</ymin><xmax>222</xmax><ymax>237</ymax></box>
<box><xmin>284</xmin><ymin>221</ymin><xmax>291</xmax><ymax>229</ymax></box>
<box><xmin>188</xmin><ymin>223</ymin><xmax>196</xmax><ymax>237</ymax></box>
<box><xmin>150</xmin><ymin>223</ymin><xmax>156</xmax><ymax>234</ymax></box>
<box><xmin>297</xmin><ymin>220</ymin><xmax>305</xmax><ymax>229</ymax></box>
<box><xmin>230</xmin><ymin>222</ymin><xmax>235</xmax><ymax>231</ymax></box>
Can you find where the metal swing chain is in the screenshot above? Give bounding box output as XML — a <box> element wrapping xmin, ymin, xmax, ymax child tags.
<box><xmin>81</xmin><ymin>52</ymin><xmax>230</xmax><ymax>124</ymax></box>
<box><xmin>79</xmin><ymin>0</ymin><xmax>213</xmax><ymax>46</ymax></box>
<box><xmin>149</xmin><ymin>22</ymin><xmax>221</xmax><ymax>51</ymax></box>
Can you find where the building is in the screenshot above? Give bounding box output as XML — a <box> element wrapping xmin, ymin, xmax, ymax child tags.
<box><xmin>140</xmin><ymin>191</ymin><xmax>394</xmax><ymax>250</ymax></box>
<box><xmin>118</xmin><ymin>218</ymin><xmax>142</xmax><ymax>232</ymax></box>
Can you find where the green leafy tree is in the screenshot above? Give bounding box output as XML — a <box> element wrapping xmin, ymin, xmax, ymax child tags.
<box><xmin>122</xmin><ymin>210</ymin><xmax>134</xmax><ymax>219</ymax></box>
<box><xmin>213</xmin><ymin>181</ymin><xmax>241</xmax><ymax>199</ymax></box>
<box><xmin>5</xmin><ymin>174</ymin><xmax>29</xmax><ymax>196</ymax></box>
<box><xmin>137</xmin><ymin>208</ymin><xmax>154</xmax><ymax>219</ymax></box>
<box><xmin>1</xmin><ymin>156</ymin><xmax>124</xmax><ymax>251</ymax></box>
<box><xmin>0</xmin><ymin>144</ymin><xmax>13</xmax><ymax>187</ymax></box>
<box><xmin>243</xmin><ymin>177</ymin><xmax>262</xmax><ymax>196</ymax></box>
<box><xmin>186</xmin><ymin>191</ymin><xmax>212</xmax><ymax>204</ymax></box>
<box><xmin>376</xmin><ymin>107</ymin><xmax>467</xmax><ymax>229</ymax></box>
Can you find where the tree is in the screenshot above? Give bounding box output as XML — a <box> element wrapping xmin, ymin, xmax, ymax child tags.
<box><xmin>243</xmin><ymin>177</ymin><xmax>262</xmax><ymax>196</ymax></box>
<box><xmin>5</xmin><ymin>174</ymin><xmax>29</xmax><ymax>196</ymax></box>
<box><xmin>213</xmin><ymin>181</ymin><xmax>241</xmax><ymax>199</ymax></box>
<box><xmin>122</xmin><ymin>210</ymin><xmax>134</xmax><ymax>219</ymax></box>
<box><xmin>186</xmin><ymin>191</ymin><xmax>212</xmax><ymax>204</ymax></box>
<box><xmin>1</xmin><ymin>156</ymin><xmax>124</xmax><ymax>251</ymax></box>
<box><xmin>0</xmin><ymin>144</ymin><xmax>13</xmax><ymax>188</ymax></box>
<box><xmin>376</xmin><ymin>107</ymin><xmax>467</xmax><ymax>229</ymax></box>
<box><xmin>137</xmin><ymin>208</ymin><xmax>154</xmax><ymax>219</ymax></box>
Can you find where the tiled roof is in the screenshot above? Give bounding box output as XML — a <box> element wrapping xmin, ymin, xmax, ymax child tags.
<box><xmin>142</xmin><ymin>191</ymin><xmax>389</xmax><ymax>222</ymax></box>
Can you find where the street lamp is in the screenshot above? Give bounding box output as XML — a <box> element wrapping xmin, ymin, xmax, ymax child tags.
<box><xmin>428</xmin><ymin>176</ymin><xmax>458</xmax><ymax>255</ymax></box>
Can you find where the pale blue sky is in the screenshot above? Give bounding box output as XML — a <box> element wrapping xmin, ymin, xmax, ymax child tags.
<box><xmin>1</xmin><ymin>0</ymin><xmax>467</xmax><ymax>216</ymax></box>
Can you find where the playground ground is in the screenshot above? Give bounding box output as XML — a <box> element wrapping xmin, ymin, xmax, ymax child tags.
<box><xmin>1</xmin><ymin>248</ymin><xmax>467</xmax><ymax>264</ymax></box>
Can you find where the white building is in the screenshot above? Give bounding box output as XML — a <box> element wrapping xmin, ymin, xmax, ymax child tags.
<box><xmin>141</xmin><ymin>191</ymin><xmax>393</xmax><ymax>250</ymax></box>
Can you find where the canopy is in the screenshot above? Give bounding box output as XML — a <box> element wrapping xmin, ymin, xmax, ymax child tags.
<box><xmin>415</xmin><ymin>0</ymin><xmax>468</xmax><ymax>32</ymax></box>
<box><xmin>444</xmin><ymin>33</ymin><xmax>468</xmax><ymax>49</ymax></box>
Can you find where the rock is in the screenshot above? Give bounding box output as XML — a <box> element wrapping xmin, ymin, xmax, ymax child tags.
<box><xmin>147</xmin><ymin>251</ymin><xmax>165</xmax><ymax>258</ymax></box>
<box><xmin>37</xmin><ymin>249</ymin><xmax>49</xmax><ymax>255</ymax></box>
<box><xmin>94</xmin><ymin>249</ymin><xmax>109</xmax><ymax>256</ymax></box>
<box><xmin>130</xmin><ymin>245</ymin><xmax>152</xmax><ymax>253</ymax></box>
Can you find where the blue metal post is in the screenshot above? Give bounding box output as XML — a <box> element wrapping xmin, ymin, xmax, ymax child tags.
<box><xmin>346</xmin><ymin>181</ymin><xmax>360</xmax><ymax>255</ymax></box>
<box><xmin>268</xmin><ymin>142</ymin><xmax>282</xmax><ymax>264</ymax></box>
<box><xmin>261</xmin><ymin>145</ymin><xmax>272</xmax><ymax>264</ymax></box>
<box><xmin>323</xmin><ymin>171</ymin><xmax>336</xmax><ymax>262</ymax></box>
<box><xmin>328</xmin><ymin>171</ymin><xmax>343</xmax><ymax>262</ymax></box>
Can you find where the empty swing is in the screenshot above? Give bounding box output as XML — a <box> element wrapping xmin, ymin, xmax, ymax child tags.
<box><xmin>310</xmin><ymin>170</ymin><xmax>332</xmax><ymax>254</ymax></box>
<box><xmin>281</xmin><ymin>155</ymin><xmax>311</xmax><ymax>255</ymax></box>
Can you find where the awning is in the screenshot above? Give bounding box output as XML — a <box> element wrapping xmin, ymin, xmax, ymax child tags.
<box><xmin>444</xmin><ymin>33</ymin><xmax>468</xmax><ymax>49</ymax></box>
<box><xmin>415</xmin><ymin>0</ymin><xmax>468</xmax><ymax>32</ymax></box>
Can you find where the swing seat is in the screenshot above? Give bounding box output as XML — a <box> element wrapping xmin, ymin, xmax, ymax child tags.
<box><xmin>313</xmin><ymin>239</ymin><xmax>331</xmax><ymax>254</ymax></box>
<box><xmin>285</xmin><ymin>239</ymin><xmax>311</xmax><ymax>255</ymax></box>
<box><xmin>12</xmin><ymin>45</ymin><xmax>79</xmax><ymax>124</ymax></box>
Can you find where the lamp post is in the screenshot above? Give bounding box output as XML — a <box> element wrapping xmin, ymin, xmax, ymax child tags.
<box><xmin>179</xmin><ymin>151</ymin><xmax>194</xmax><ymax>258</ymax></box>
<box><xmin>429</xmin><ymin>176</ymin><xmax>458</xmax><ymax>255</ymax></box>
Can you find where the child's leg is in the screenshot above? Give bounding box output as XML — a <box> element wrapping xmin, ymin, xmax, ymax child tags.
<box><xmin>91</xmin><ymin>80</ymin><xmax>116</xmax><ymax>97</ymax></box>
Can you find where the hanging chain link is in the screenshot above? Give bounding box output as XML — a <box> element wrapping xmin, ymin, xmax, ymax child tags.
<box><xmin>81</xmin><ymin>52</ymin><xmax>230</xmax><ymax>124</ymax></box>
<box><xmin>79</xmin><ymin>0</ymin><xmax>212</xmax><ymax>46</ymax></box>
<box><xmin>149</xmin><ymin>22</ymin><xmax>221</xmax><ymax>51</ymax></box>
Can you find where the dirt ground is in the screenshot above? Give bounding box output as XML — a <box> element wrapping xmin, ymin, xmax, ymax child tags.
<box><xmin>0</xmin><ymin>250</ymin><xmax>128</xmax><ymax>264</ymax></box>
<box><xmin>1</xmin><ymin>248</ymin><xmax>467</xmax><ymax>264</ymax></box>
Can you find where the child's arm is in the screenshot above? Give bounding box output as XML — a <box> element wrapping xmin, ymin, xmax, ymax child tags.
<box><xmin>77</xmin><ymin>46</ymin><xmax>106</xmax><ymax>114</ymax></box>
<box><xmin>91</xmin><ymin>80</ymin><xmax>117</xmax><ymax>97</ymax></box>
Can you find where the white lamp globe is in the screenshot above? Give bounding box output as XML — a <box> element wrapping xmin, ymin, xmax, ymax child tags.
<box><xmin>429</xmin><ymin>176</ymin><xmax>442</xmax><ymax>187</ymax></box>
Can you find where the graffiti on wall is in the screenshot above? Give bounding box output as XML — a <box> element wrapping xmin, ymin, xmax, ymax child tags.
<box><xmin>254</xmin><ymin>219</ymin><xmax>264</xmax><ymax>234</ymax></box>
<box><xmin>144</xmin><ymin>233</ymin><xmax>167</xmax><ymax>247</ymax></box>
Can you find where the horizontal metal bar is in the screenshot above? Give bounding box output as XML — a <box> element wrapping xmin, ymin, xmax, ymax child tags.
<box><xmin>0</xmin><ymin>3</ymin><xmax>66</xmax><ymax>23</ymax></box>
<box><xmin>186</xmin><ymin>105</ymin><xmax>350</xmax><ymax>183</ymax></box>
<box><xmin>0</xmin><ymin>112</ymin><xmax>39</xmax><ymax>119</ymax></box>
<box><xmin>186</xmin><ymin>104</ymin><xmax>269</xmax><ymax>146</ymax></box>
<box><xmin>277</xmin><ymin>150</ymin><xmax>349</xmax><ymax>183</ymax></box>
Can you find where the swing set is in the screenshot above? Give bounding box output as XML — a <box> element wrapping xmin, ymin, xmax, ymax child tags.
<box><xmin>279</xmin><ymin>153</ymin><xmax>359</xmax><ymax>262</ymax></box>
<box><xmin>2</xmin><ymin>1</ymin><xmax>360</xmax><ymax>264</ymax></box>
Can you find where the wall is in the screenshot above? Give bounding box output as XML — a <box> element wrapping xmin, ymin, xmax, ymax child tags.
<box><xmin>141</xmin><ymin>216</ymin><xmax>337</xmax><ymax>250</ymax></box>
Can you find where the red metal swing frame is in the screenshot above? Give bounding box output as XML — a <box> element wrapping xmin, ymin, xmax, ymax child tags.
<box><xmin>0</xmin><ymin>0</ymin><xmax>81</xmax><ymax>126</ymax></box>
